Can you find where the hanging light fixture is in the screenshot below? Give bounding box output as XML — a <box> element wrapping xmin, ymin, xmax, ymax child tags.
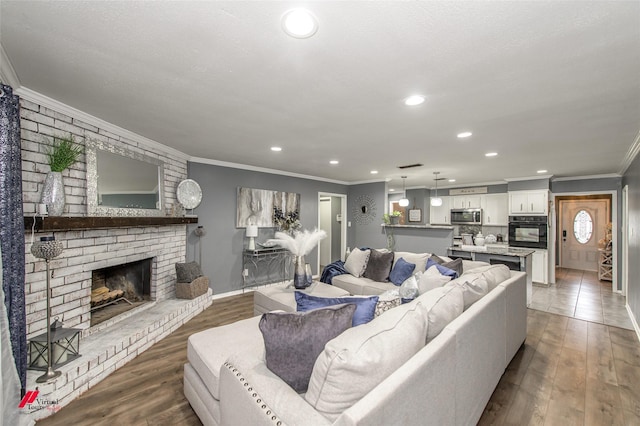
<box><xmin>431</xmin><ymin>172</ymin><xmax>443</xmax><ymax>207</ymax></box>
<box><xmin>399</xmin><ymin>176</ymin><xmax>409</xmax><ymax>207</ymax></box>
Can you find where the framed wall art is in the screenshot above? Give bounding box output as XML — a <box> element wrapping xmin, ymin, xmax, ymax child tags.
<box><xmin>408</xmin><ymin>208</ymin><xmax>422</xmax><ymax>223</ymax></box>
<box><xmin>236</xmin><ymin>187</ymin><xmax>300</xmax><ymax>228</ymax></box>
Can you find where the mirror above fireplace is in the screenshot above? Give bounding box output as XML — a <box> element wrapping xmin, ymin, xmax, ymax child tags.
<box><xmin>86</xmin><ymin>140</ymin><xmax>165</xmax><ymax>216</ymax></box>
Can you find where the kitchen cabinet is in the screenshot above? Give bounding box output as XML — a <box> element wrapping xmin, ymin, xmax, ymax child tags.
<box><xmin>429</xmin><ymin>196</ymin><xmax>451</xmax><ymax>225</ymax></box>
<box><xmin>482</xmin><ymin>193</ymin><xmax>508</xmax><ymax>226</ymax></box>
<box><xmin>451</xmin><ymin>195</ymin><xmax>482</xmax><ymax>209</ymax></box>
<box><xmin>532</xmin><ymin>249</ymin><xmax>548</xmax><ymax>284</ymax></box>
<box><xmin>509</xmin><ymin>190</ymin><xmax>548</xmax><ymax>215</ymax></box>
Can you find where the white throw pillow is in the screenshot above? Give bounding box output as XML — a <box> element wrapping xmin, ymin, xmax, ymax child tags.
<box><xmin>467</xmin><ymin>264</ymin><xmax>511</xmax><ymax>291</ymax></box>
<box><xmin>417</xmin><ymin>265</ymin><xmax>453</xmax><ymax>294</ymax></box>
<box><xmin>416</xmin><ymin>285</ymin><xmax>464</xmax><ymax>342</ymax></box>
<box><xmin>392</xmin><ymin>252</ymin><xmax>431</xmax><ymax>273</ymax></box>
<box><xmin>305</xmin><ymin>300</ymin><xmax>429</xmax><ymax>421</ymax></box>
<box><xmin>344</xmin><ymin>249</ymin><xmax>371</xmax><ymax>278</ymax></box>
<box><xmin>445</xmin><ymin>274</ymin><xmax>488</xmax><ymax>310</ymax></box>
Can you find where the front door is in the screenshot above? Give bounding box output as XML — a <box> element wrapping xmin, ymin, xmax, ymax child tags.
<box><xmin>559</xmin><ymin>199</ymin><xmax>610</xmax><ymax>271</ymax></box>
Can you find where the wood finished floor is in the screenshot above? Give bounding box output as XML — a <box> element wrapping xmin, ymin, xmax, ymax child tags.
<box><xmin>37</xmin><ymin>289</ymin><xmax>640</xmax><ymax>425</ymax></box>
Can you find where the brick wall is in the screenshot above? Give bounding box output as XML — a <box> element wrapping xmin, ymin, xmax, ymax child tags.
<box><xmin>20</xmin><ymin>96</ymin><xmax>190</xmax><ymax>339</ymax></box>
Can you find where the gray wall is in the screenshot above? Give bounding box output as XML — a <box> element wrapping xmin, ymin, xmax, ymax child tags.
<box><xmin>187</xmin><ymin>162</ymin><xmax>347</xmax><ymax>294</ymax></box>
<box><xmin>347</xmin><ymin>182</ymin><xmax>388</xmax><ymax>249</ymax></box>
<box><xmin>508</xmin><ymin>178</ymin><xmax>550</xmax><ymax>191</ymax></box>
<box><xmin>622</xmin><ymin>157</ymin><xmax>640</xmax><ymax>328</ymax></box>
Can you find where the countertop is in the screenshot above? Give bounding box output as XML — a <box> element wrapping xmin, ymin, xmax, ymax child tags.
<box><xmin>448</xmin><ymin>245</ymin><xmax>535</xmax><ymax>257</ymax></box>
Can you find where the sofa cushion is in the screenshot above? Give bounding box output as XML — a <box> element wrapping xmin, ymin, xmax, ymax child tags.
<box><xmin>363</xmin><ymin>249</ymin><xmax>394</xmax><ymax>282</ymax></box>
<box><xmin>175</xmin><ymin>261</ymin><xmax>203</xmax><ymax>283</ymax></box>
<box><xmin>392</xmin><ymin>252</ymin><xmax>431</xmax><ymax>273</ymax></box>
<box><xmin>445</xmin><ymin>274</ymin><xmax>489</xmax><ymax>310</ymax></box>
<box><xmin>416</xmin><ymin>285</ymin><xmax>464</xmax><ymax>342</ymax></box>
<box><xmin>464</xmin><ymin>264</ymin><xmax>511</xmax><ymax>291</ymax></box>
<box><xmin>331</xmin><ymin>274</ymin><xmax>397</xmax><ymax>295</ymax></box>
<box><xmin>295</xmin><ymin>291</ymin><xmax>379</xmax><ymax>326</ymax></box>
<box><xmin>186</xmin><ymin>315</ymin><xmax>264</xmax><ymax>400</ymax></box>
<box><xmin>259</xmin><ymin>304</ymin><xmax>357</xmax><ymax>393</ymax></box>
<box><xmin>417</xmin><ymin>266</ymin><xmax>453</xmax><ymax>294</ymax></box>
<box><xmin>254</xmin><ymin>282</ymin><xmax>350</xmax><ymax>314</ymax></box>
<box><xmin>344</xmin><ymin>249</ymin><xmax>370</xmax><ymax>277</ymax></box>
<box><xmin>305</xmin><ymin>299</ymin><xmax>429</xmax><ymax>421</ymax></box>
<box><xmin>389</xmin><ymin>257</ymin><xmax>416</xmax><ymax>285</ymax></box>
<box><xmin>461</xmin><ymin>259</ymin><xmax>491</xmax><ymax>273</ymax></box>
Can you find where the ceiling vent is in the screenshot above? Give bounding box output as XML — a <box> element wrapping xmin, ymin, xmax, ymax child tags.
<box><xmin>397</xmin><ymin>163</ymin><xmax>423</xmax><ymax>169</ymax></box>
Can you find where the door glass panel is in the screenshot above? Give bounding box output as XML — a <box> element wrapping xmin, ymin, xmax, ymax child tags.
<box><xmin>573</xmin><ymin>210</ymin><xmax>593</xmax><ymax>244</ymax></box>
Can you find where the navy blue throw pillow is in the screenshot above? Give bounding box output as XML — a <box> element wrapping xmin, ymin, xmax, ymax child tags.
<box><xmin>295</xmin><ymin>292</ymin><xmax>379</xmax><ymax>326</ymax></box>
<box><xmin>389</xmin><ymin>257</ymin><xmax>416</xmax><ymax>286</ymax></box>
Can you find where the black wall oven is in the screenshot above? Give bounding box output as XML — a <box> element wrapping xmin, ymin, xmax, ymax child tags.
<box><xmin>508</xmin><ymin>216</ymin><xmax>548</xmax><ymax>249</ymax></box>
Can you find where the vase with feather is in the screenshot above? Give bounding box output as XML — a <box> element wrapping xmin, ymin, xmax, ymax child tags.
<box><xmin>270</xmin><ymin>229</ymin><xmax>327</xmax><ymax>289</ymax></box>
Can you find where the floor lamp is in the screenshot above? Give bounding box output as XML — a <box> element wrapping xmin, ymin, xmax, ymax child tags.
<box><xmin>194</xmin><ymin>226</ymin><xmax>206</xmax><ymax>265</ymax></box>
<box><xmin>31</xmin><ymin>236</ymin><xmax>64</xmax><ymax>383</ymax></box>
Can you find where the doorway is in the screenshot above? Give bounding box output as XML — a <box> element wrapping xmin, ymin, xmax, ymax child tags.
<box><xmin>318</xmin><ymin>193</ymin><xmax>347</xmax><ymax>272</ymax></box>
<box><xmin>556</xmin><ymin>193</ymin><xmax>616</xmax><ymax>291</ymax></box>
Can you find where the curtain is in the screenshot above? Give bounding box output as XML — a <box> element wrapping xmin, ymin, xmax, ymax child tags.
<box><xmin>0</xmin><ymin>84</ymin><xmax>27</xmax><ymax>402</ymax></box>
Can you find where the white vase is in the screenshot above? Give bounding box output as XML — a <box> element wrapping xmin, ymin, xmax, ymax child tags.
<box><xmin>41</xmin><ymin>171</ymin><xmax>65</xmax><ymax>216</ymax></box>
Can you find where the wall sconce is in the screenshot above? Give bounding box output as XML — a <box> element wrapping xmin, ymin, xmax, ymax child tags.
<box><xmin>246</xmin><ymin>224</ymin><xmax>258</xmax><ymax>250</ymax></box>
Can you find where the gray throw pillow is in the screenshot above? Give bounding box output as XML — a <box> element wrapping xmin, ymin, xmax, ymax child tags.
<box><xmin>259</xmin><ymin>304</ymin><xmax>356</xmax><ymax>393</ymax></box>
<box><xmin>363</xmin><ymin>249</ymin><xmax>394</xmax><ymax>282</ymax></box>
<box><xmin>175</xmin><ymin>261</ymin><xmax>203</xmax><ymax>282</ymax></box>
<box><xmin>430</xmin><ymin>255</ymin><xmax>463</xmax><ymax>277</ymax></box>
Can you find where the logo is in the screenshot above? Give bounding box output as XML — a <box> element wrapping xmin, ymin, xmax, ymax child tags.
<box><xmin>18</xmin><ymin>388</ymin><xmax>60</xmax><ymax>413</ymax></box>
<box><xmin>18</xmin><ymin>389</ymin><xmax>39</xmax><ymax>408</ymax></box>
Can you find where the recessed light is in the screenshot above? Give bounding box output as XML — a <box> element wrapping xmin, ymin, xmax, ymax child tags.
<box><xmin>370</xmin><ymin>170</ymin><xmax>378</xmax><ymax>174</ymax></box>
<box><xmin>329</xmin><ymin>160</ymin><xmax>339</xmax><ymax>165</ymax></box>
<box><xmin>448</xmin><ymin>179</ymin><xmax>456</xmax><ymax>183</ymax></box>
<box><xmin>404</xmin><ymin>95</ymin><xmax>425</xmax><ymax>106</ymax></box>
<box><xmin>457</xmin><ymin>132</ymin><xmax>472</xmax><ymax>138</ymax></box>
<box><xmin>389</xmin><ymin>189</ymin><xmax>395</xmax><ymax>192</ymax></box>
<box><xmin>537</xmin><ymin>169</ymin><xmax>548</xmax><ymax>174</ymax></box>
<box><xmin>270</xmin><ymin>146</ymin><xmax>282</xmax><ymax>152</ymax></box>
<box><xmin>282</xmin><ymin>9</ymin><xmax>318</xmax><ymax>38</ymax></box>
<box><xmin>485</xmin><ymin>152</ymin><xmax>498</xmax><ymax>157</ymax></box>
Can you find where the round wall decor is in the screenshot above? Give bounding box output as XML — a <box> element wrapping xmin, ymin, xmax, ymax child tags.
<box><xmin>352</xmin><ymin>194</ymin><xmax>377</xmax><ymax>225</ymax></box>
<box><xmin>177</xmin><ymin>179</ymin><xmax>202</xmax><ymax>210</ymax></box>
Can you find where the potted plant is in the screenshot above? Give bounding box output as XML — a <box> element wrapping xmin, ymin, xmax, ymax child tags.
<box><xmin>383</xmin><ymin>210</ymin><xmax>402</xmax><ymax>225</ymax></box>
<box><xmin>41</xmin><ymin>135</ymin><xmax>83</xmax><ymax>216</ymax></box>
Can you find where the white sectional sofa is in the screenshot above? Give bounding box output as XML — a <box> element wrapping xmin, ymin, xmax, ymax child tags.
<box><xmin>183</xmin><ymin>262</ymin><xmax>527</xmax><ymax>426</ymax></box>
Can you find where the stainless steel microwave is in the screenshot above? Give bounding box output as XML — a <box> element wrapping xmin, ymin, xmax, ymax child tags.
<box><xmin>451</xmin><ymin>209</ymin><xmax>482</xmax><ymax>225</ymax></box>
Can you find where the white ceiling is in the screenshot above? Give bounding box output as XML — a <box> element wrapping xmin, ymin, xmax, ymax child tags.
<box><xmin>1</xmin><ymin>1</ymin><xmax>639</xmax><ymax>190</ymax></box>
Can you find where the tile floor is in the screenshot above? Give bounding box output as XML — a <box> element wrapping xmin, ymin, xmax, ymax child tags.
<box><xmin>529</xmin><ymin>267</ymin><xmax>634</xmax><ymax>330</ymax></box>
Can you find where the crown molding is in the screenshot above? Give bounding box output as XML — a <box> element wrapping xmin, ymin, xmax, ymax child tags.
<box><xmin>189</xmin><ymin>157</ymin><xmax>351</xmax><ymax>185</ymax></box>
<box><xmin>504</xmin><ymin>175</ymin><xmax>553</xmax><ymax>182</ymax></box>
<box><xmin>619</xmin><ymin>130</ymin><xmax>640</xmax><ymax>175</ymax></box>
<box><xmin>552</xmin><ymin>173</ymin><xmax>621</xmax><ymax>182</ymax></box>
<box><xmin>0</xmin><ymin>43</ymin><xmax>20</xmax><ymax>88</ymax></box>
<box><xmin>14</xmin><ymin>86</ymin><xmax>190</xmax><ymax>160</ymax></box>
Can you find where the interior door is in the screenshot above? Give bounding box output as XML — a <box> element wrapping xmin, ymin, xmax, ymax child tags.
<box><xmin>559</xmin><ymin>199</ymin><xmax>609</xmax><ymax>271</ymax></box>
<box><xmin>319</xmin><ymin>198</ymin><xmax>331</xmax><ymax>269</ymax></box>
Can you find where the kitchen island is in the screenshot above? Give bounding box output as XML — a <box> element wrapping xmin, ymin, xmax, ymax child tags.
<box><xmin>447</xmin><ymin>245</ymin><xmax>534</xmax><ymax>306</ymax></box>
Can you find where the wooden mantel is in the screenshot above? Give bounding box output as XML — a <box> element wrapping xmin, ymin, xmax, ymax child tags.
<box><xmin>24</xmin><ymin>216</ymin><xmax>198</xmax><ymax>232</ymax></box>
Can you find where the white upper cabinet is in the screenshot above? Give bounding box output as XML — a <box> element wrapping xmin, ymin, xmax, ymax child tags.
<box><xmin>482</xmin><ymin>193</ymin><xmax>508</xmax><ymax>226</ymax></box>
<box><xmin>509</xmin><ymin>190</ymin><xmax>548</xmax><ymax>215</ymax></box>
<box><xmin>451</xmin><ymin>195</ymin><xmax>482</xmax><ymax>209</ymax></box>
<box><xmin>429</xmin><ymin>196</ymin><xmax>451</xmax><ymax>225</ymax></box>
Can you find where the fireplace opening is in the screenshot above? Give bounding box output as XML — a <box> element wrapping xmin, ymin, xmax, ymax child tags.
<box><xmin>90</xmin><ymin>258</ymin><xmax>152</xmax><ymax>327</ymax></box>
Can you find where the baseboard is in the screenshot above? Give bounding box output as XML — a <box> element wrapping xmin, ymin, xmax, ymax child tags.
<box><xmin>626</xmin><ymin>303</ymin><xmax>640</xmax><ymax>343</ymax></box>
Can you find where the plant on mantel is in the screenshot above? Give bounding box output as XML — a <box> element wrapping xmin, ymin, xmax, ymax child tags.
<box><xmin>41</xmin><ymin>135</ymin><xmax>84</xmax><ymax>216</ymax></box>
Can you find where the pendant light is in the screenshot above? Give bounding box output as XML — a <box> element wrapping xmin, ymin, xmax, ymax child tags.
<box><xmin>399</xmin><ymin>176</ymin><xmax>409</xmax><ymax>207</ymax></box>
<box><xmin>431</xmin><ymin>172</ymin><xmax>443</xmax><ymax>207</ymax></box>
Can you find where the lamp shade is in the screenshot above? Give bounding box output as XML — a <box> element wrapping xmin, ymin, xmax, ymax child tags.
<box><xmin>245</xmin><ymin>225</ymin><xmax>258</xmax><ymax>238</ymax></box>
<box><xmin>399</xmin><ymin>198</ymin><xmax>410</xmax><ymax>207</ymax></box>
<box><xmin>431</xmin><ymin>197</ymin><xmax>443</xmax><ymax>207</ymax></box>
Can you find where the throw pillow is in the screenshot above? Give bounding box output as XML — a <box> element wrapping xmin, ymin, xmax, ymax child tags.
<box><xmin>259</xmin><ymin>304</ymin><xmax>356</xmax><ymax>393</ymax></box>
<box><xmin>295</xmin><ymin>292</ymin><xmax>379</xmax><ymax>326</ymax></box>
<box><xmin>374</xmin><ymin>298</ymin><xmax>402</xmax><ymax>317</ymax></box>
<box><xmin>305</xmin><ymin>299</ymin><xmax>429</xmax><ymax>421</ymax></box>
<box><xmin>425</xmin><ymin>258</ymin><xmax>458</xmax><ymax>278</ymax></box>
<box><xmin>363</xmin><ymin>249</ymin><xmax>394</xmax><ymax>282</ymax></box>
<box><xmin>445</xmin><ymin>274</ymin><xmax>489</xmax><ymax>310</ymax></box>
<box><xmin>415</xmin><ymin>285</ymin><xmax>464</xmax><ymax>342</ymax></box>
<box><xmin>418</xmin><ymin>266</ymin><xmax>453</xmax><ymax>294</ymax></box>
<box><xmin>389</xmin><ymin>257</ymin><xmax>416</xmax><ymax>286</ymax></box>
<box><xmin>175</xmin><ymin>261</ymin><xmax>203</xmax><ymax>283</ymax></box>
<box><xmin>426</xmin><ymin>257</ymin><xmax>463</xmax><ymax>278</ymax></box>
<box><xmin>344</xmin><ymin>249</ymin><xmax>371</xmax><ymax>278</ymax></box>
<box><xmin>399</xmin><ymin>274</ymin><xmax>419</xmax><ymax>300</ymax></box>
<box><xmin>392</xmin><ymin>252</ymin><xmax>431</xmax><ymax>273</ymax></box>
